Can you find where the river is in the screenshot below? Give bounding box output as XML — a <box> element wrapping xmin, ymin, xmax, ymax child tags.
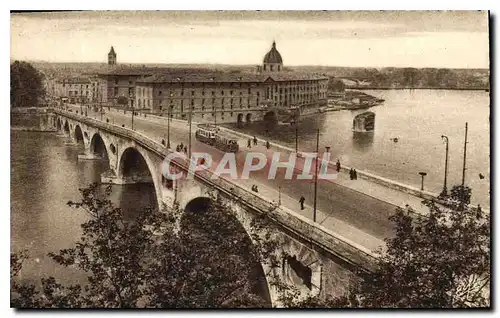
<box><xmin>10</xmin><ymin>130</ymin><xmax>157</xmax><ymax>285</ymax></box>
<box><xmin>10</xmin><ymin>130</ymin><xmax>269</xmax><ymax>304</ymax></box>
<box><xmin>229</xmin><ymin>89</ymin><xmax>490</xmax><ymax>209</ymax></box>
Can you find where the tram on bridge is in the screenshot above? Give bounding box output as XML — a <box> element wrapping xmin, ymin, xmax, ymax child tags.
<box><xmin>195</xmin><ymin>124</ymin><xmax>239</xmax><ymax>153</ymax></box>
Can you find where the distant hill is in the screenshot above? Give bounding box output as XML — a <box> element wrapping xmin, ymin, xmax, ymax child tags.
<box><xmin>22</xmin><ymin>60</ymin><xmax>489</xmax><ymax>90</ymax></box>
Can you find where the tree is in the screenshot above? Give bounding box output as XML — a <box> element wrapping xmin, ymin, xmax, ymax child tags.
<box><xmin>328</xmin><ymin>78</ymin><xmax>346</xmax><ymax>92</ymax></box>
<box><xmin>301</xmin><ymin>187</ymin><xmax>489</xmax><ymax>308</ymax></box>
<box><xmin>282</xmin><ymin>184</ymin><xmax>490</xmax><ymax>309</ymax></box>
<box><xmin>450</xmin><ymin>185</ymin><xmax>472</xmax><ymax>211</ymax></box>
<box><xmin>10</xmin><ymin>61</ymin><xmax>46</xmax><ymax>108</ymax></box>
<box><xmin>11</xmin><ymin>183</ymin><xmax>284</xmax><ymax>308</ymax></box>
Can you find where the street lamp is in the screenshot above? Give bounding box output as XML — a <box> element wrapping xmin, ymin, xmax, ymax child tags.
<box><xmin>131</xmin><ymin>105</ymin><xmax>135</xmax><ymax>130</ymax></box>
<box><xmin>313</xmin><ymin>129</ymin><xmax>320</xmax><ymax>222</ymax></box>
<box><xmin>167</xmin><ymin>93</ymin><xmax>173</xmax><ymax>149</ymax></box>
<box><xmin>295</xmin><ymin>119</ymin><xmax>299</xmax><ymax>153</ymax></box>
<box><xmin>440</xmin><ymin>135</ymin><xmax>449</xmax><ymax>197</ymax></box>
<box><xmin>419</xmin><ymin>172</ymin><xmax>427</xmax><ymax>191</ymax></box>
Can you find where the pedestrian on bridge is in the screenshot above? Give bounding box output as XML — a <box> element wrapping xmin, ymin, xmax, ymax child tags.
<box><xmin>299</xmin><ymin>196</ymin><xmax>305</xmax><ymax>210</ymax></box>
<box><xmin>248</xmin><ymin>138</ymin><xmax>252</xmax><ymax>148</ymax></box>
<box><xmin>253</xmin><ymin>136</ymin><xmax>258</xmax><ymax>146</ymax></box>
<box><xmin>353</xmin><ymin>169</ymin><xmax>358</xmax><ymax>180</ymax></box>
<box><xmin>266</xmin><ymin>140</ymin><xmax>270</xmax><ymax>150</ymax></box>
<box><xmin>336</xmin><ymin>159</ymin><xmax>341</xmax><ymax>172</ymax></box>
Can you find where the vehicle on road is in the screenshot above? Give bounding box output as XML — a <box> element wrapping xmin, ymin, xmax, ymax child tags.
<box><xmin>195</xmin><ymin>124</ymin><xmax>239</xmax><ymax>153</ymax></box>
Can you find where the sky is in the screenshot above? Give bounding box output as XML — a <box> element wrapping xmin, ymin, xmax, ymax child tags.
<box><xmin>10</xmin><ymin>11</ymin><xmax>490</xmax><ymax>68</ymax></box>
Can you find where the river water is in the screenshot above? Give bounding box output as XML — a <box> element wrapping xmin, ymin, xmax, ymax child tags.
<box><xmin>10</xmin><ymin>131</ymin><xmax>157</xmax><ymax>285</ymax></box>
<box><xmin>230</xmin><ymin>89</ymin><xmax>490</xmax><ymax>208</ymax></box>
<box><xmin>10</xmin><ymin>130</ymin><xmax>269</xmax><ymax>304</ymax></box>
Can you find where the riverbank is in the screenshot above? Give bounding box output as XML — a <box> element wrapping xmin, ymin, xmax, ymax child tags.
<box><xmin>11</xmin><ymin>110</ymin><xmax>57</xmax><ymax>132</ymax></box>
<box><xmin>218</xmin><ymin>125</ymin><xmax>489</xmax><ymax>215</ymax></box>
<box><xmin>348</xmin><ymin>87</ymin><xmax>489</xmax><ymax>91</ymax></box>
<box><xmin>10</xmin><ymin>126</ymin><xmax>57</xmax><ymax>132</ymax></box>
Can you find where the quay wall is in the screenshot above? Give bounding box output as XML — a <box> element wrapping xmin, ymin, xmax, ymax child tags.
<box><xmin>10</xmin><ymin>108</ymin><xmax>56</xmax><ymax>132</ymax></box>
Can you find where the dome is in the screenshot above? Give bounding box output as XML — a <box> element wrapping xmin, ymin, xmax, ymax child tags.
<box><xmin>263</xmin><ymin>41</ymin><xmax>283</xmax><ymax>64</ymax></box>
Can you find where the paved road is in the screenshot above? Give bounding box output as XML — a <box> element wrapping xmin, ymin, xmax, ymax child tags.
<box><xmin>69</xmin><ymin>106</ymin><xmax>396</xmax><ymax>240</ymax></box>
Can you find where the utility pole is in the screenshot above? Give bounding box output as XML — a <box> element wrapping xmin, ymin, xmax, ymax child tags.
<box><xmin>313</xmin><ymin>129</ymin><xmax>320</xmax><ymax>222</ymax></box>
<box><xmin>295</xmin><ymin>120</ymin><xmax>299</xmax><ymax>153</ymax></box>
<box><xmin>167</xmin><ymin>106</ymin><xmax>171</xmax><ymax>149</ymax></box>
<box><xmin>440</xmin><ymin>135</ymin><xmax>449</xmax><ymax>196</ymax></box>
<box><xmin>462</xmin><ymin>122</ymin><xmax>468</xmax><ymax>186</ymax></box>
<box><xmin>188</xmin><ymin>104</ymin><xmax>193</xmax><ymax>158</ymax></box>
<box><xmin>131</xmin><ymin>104</ymin><xmax>135</xmax><ymax>130</ymax></box>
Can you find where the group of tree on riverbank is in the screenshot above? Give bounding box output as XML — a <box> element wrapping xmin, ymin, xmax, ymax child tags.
<box><xmin>11</xmin><ymin>61</ymin><xmax>46</xmax><ymax>108</ymax></box>
<box><xmin>11</xmin><ymin>183</ymin><xmax>490</xmax><ymax>308</ymax></box>
<box><xmin>327</xmin><ymin>67</ymin><xmax>489</xmax><ymax>90</ymax></box>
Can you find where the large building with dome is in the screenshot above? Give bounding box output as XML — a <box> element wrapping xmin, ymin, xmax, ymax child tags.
<box><xmin>97</xmin><ymin>41</ymin><xmax>328</xmax><ymax>124</ymax></box>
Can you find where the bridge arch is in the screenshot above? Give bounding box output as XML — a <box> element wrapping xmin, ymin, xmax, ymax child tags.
<box><xmin>280</xmin><ymin>238</ymin><xmax>322</xmax><ymax>299</ymax></box>
<box><xmin>182</xmin><ymin>196</ymin><xmax>273</xmax><ymax>307</ymax></box>
<box><xmin>74</xmin><ymin>125</ymin><xmax>85</xmax><ymax>145</ymax></box>
<box><xmin>89</xmin><ymin>133</ymin><xmax>110</xmax><ymax>162</ymax></box>
<box><xmin>116</xmin><ymin>146</ymin><xmax>162</xmax><ymax>211</ymax></box>
<box><xmin>246</xmin><ymin>113</ymin><xmax>252</xmax><ymax>124</ymax></box>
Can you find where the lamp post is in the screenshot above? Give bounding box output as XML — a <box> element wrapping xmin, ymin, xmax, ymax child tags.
<box><xmin>188</xmin><ymin>103</ymin><xmax>193</xmax><ymax>158</ymax></box>
<box><xmin>168</xmin><ymin>93</ymin><xmax>173</xmax><ymax>149</ymax></box>
<box><xmin>461</xmin><ymin>122</ymin><xmax>468</xmax><ymax>186</ymax></box>
<box><xmin>313</xmin><ymin>129</ymin><xmax>320</xmax><ymax>222</ymax></box>
<box><xmin>295</xmin><ymin>121</ymin><xmax>298</xmax><ymax>153</ymax></box>
<box><xmin>167</xmin><ymin>106</ymin><xmax>171</xmax><ymax>149</ymax></box>
<box><xmin>419</xmin><ymin>172</ymin><xmax>427</xmax><ymax>191</ymax></box>
<box><xmin>131</xmin><ymin>104</ymin><xmax>135</xmax><ymax>130</ymax></box>
<box><xmin>440</xmin><ymin>135</ymin><xmax>449</xmax><ymax>197</ymax></box>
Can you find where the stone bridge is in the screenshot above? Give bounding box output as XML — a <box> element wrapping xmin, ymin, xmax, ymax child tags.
<box><xmin>53</xmin><ymin>109</ymin><xmax>378</xmax><ymax>307</ymax></box>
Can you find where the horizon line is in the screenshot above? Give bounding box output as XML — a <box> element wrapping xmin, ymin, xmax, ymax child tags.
<box><xmin>11</xmin><ymin>59</ymin><xmax>490</xmax><ymax>71</ymax></box>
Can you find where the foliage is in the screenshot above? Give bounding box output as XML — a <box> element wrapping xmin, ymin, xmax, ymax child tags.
<box><xmin>319</xmin><ymin>190</ymin><xmax>489</xmax><ymax>308</ymax></box>
<box><xmin>356</xmin><ymin>197</ymin><xmax>490</xmax><ymax>308</ymax></box>
<box><xmin>283</xmin><ymin>184</ymin><xmax>490</xmax><ymax>309</ymax></box>
<box><xmin>450</xmin><ymin>185</ymin><xmax>472</xmax><ymax>210</ymax></box>
<box><xmin>11</xmin><ymin>183</ymin><xmax>285</xmax><ymax>308</ymax></box>
<box><xmin>10</xmin><ymin>61</ymin><xmax>46</xmax><ymax>108</ymax></box>
<box><xmin>328</xmin><ymin>79</ymin><xmax>346</xmax><ymax>92</ymax></box>
<box><xmin>327</xmin><ymin>67</ymin><xmax>488</xmax><ymax>90</ymax></box>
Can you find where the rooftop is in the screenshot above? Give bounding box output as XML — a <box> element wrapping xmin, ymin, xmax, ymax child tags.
<box><xmin>56</xmin><ymin>77</ymin><xmax>92</xmax><ymax>84</ymax></box>
<box><xmin>96</xmin><ymin>66</ymin><xmax>218</xmax><ymax>76</ymax></box>
<box><xmin>263</xmin><ymin>41</ymin><xmax>283</xmax><ymax>64</ymax></box>
<box><xmin>136</xmin><ymin>71</ymin><xmax>328</xmax><ymax>84</ymax></box>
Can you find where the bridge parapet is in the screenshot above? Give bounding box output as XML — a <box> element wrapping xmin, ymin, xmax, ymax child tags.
<box><xmin>53</xmin><ymin>109</ymin><xmax>379</xmax><ymax>280</ymax></box>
